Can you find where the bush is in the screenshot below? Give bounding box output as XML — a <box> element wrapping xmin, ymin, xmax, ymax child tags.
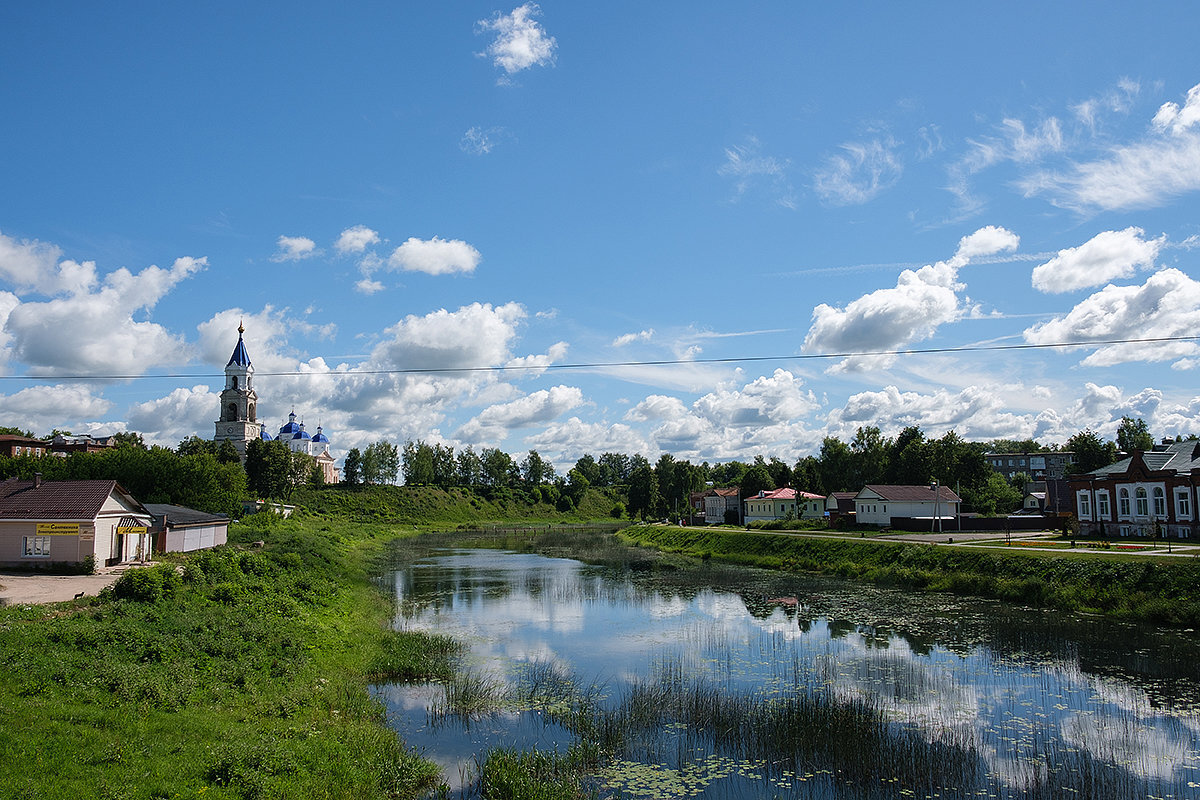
<box><xmin>109</xmin><ymin>564</ymin><xmax>181</xmax><ymax>603</ymax></box>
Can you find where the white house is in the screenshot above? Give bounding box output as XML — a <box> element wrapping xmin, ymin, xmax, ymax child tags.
<box><xmin>704</xmin><ymin>488</ymin><xmax>741</xmax><ymax>525</ymax></box>
<box><xmin>853</xmin><ymin>484</ymin><xmax>961</xmax><ymax>527</ymax></box>
<box><xmin>0</xmin><ymin>476</ymin><xmax>153</xmax><ymax>568</ymax></box>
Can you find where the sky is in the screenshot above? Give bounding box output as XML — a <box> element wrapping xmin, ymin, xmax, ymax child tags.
<box><xmin>2</xmin><ymin>3</ymin><xmax>1200</xmax><ymax>474</ymax></box>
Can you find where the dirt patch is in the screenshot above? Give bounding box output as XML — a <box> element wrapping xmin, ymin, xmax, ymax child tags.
<box><xmin>0</xmin><ymin>566</ymin><xmax>136</xmax><ymax>606</ymax></box>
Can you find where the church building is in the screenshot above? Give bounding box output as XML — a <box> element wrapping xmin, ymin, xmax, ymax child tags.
<box><xmin>214</xmin><ymin>324</ymin><xmax>340</xmax><ymax>483</ymax></box>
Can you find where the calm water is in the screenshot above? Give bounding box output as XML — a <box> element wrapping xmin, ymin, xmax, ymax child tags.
<box><xmin>375</xmin><ymin>545</ymin><xmax>1200</xmax><ymax>799</ymax></box>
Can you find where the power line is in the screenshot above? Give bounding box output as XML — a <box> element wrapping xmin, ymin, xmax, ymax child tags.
<box><xmin>1</xmin><ymin>334</ymin><xmax>1196</xmax><ymax>382</ymax></box>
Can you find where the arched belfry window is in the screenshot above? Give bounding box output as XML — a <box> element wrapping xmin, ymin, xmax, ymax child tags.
<box><xmin>249</xmin><ymin>403</ymin><xmax>256</xmax><ymax>422</ymax></box>
<box><xmin>232</xmin><ymin>376</ymin><xmax>238</xmax><ymax>390</ymax></box>
<box><xmin>227</xmin><ymin>403</ymin><xmax>237</xmax><ymax>422</ymax></box>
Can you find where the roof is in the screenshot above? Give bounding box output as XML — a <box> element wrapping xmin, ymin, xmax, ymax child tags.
<box><xmin>712</xmin><ymin>487</ymin><xmax>740</xmax><ymax>497</ymax></box>
<box><xmin>747</xmin><ymin>487</ymin><xmax>796</xmax><ymax>501</ymax></box>
<box><xmin>857</xmin><ymin>484</ymin><xmax>962</xmax><ymax>503</ymax></box>
<box><xmin>143</xmin><ymin>503</ymin><xmax>229</xmax><ymax>528</ymax></box>
<box><xmin>0</xmin><ymin>478</ymin><xmax>148</xmax><ymax>520</ymax></box>
<box><xmin>1086</xmin><ymin>440</ymin><xmax>1200</xmax><ymax>478</ymax></box>
<box><xmin>0</xmin><ymin>435</ymin><xmax>49</xmax><ymax>446</ymax></box>
<box><xmin>226</xmin><ymin>324</ymin><xmax>252</xmax><ymax>368</ymax></box>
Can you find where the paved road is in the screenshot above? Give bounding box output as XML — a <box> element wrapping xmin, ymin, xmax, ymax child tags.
<box><xmin>0</xmin><ymin>566</ymin><xmax>131</xmax><ymax>606</ymax></box>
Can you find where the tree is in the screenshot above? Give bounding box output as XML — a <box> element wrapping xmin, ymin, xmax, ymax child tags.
<box><xmin>817</xmin><ymin>437</ymin><xmax>854</xmax><ymax>492</ymax></box>
<box><xmin>367</xmin><ymin>440</ymin><xmax>399</xmax><ymax>484</ymax></box>
<box><xmin>741</xmin><ymin>465</ymin><xmax>775</xmax><ymax>497</ymax></box>
<box><xmin>216</xmin><ymin>439</ymin><xmax>241</xmax><ymax>464</ymax></box>
<box><xmin>565</xmin><ymin>467</ymin><xmax>590</xmax><ymax>507</ymax></box>
<box><xmin>766</xmin><ymin>457</ymin><xmax>793</xmax><ymax>489</ymax></box>
<box><xmin>626</xmin><ymin>463</ymin><xmax>660</xmax><ymax>520</ymax></box>
<box><xmin>597</xmin><ymin>452</ymin><xmax>631</xmax><ymax>486</ymax></box>
<box><xmin>432</xmin><ymin>443</ymin><xmax>456</xmax><ymax>488</ymax></box>
<box><xmin>885</xmin><ymin>426</ymin><xmax>929</xmax><ymax>485</ymax></box>
<box><xmin>244</xmin><ymin>438</ymin><xmax>293</xmax><ymax>500</ymax></box>
<box><xmin>112</xmin><ymin>431</ymin><xmax>146</xmax><ymax>450</ymax></box>
<box><xmin>573</xmin><ymin>454</ymin><xmax>603</xmax><ymax>486</ymax></box>
<box><xmin>963</xmin><ymin>472</ymin><xmax>1024</xmax><ymax>516</ymax></box>
<box><xmin>343</xmin><ymin>448</ymin><xmax>362</xmax><ymax>485</ymax></box>
<box><xmin>522</xmin><ymin>450</ymin><xmax>550</xmax><ymax>486</ymax></box>
<box><xmin>792</xmin><ymin>455</ymin><xmax>822</xmax><ymax>494</ymax></box>
<box><xmin>1065</xmin><ymin>429</ymin><xmax>1118</xmax><ymax>474</ymax></box>
<box><xmin>481</xmin><ymin>448</ymin><xmax>518</xmax><ymax>487</ymax></box>
<box><xmin>1116</xmin><ymin>416</ymin><xmax>1154</xmax><ymax>453</ymax></box>
<box><xmin>0</xmin><ymin>426</ymin><xmax>35</xmax><ymax>438</ymax></box>
<box><xmin>402</xmin><ymin>440</ymin><xmax>435</xmax><ymax>485</ymax></box>
<box><xmin>850</xmin><ymin>426</ymin><xmax>888</xmax><ymax>487</ymax></box>
<box><xmin>177</xmin><ymin>436</ymin><xmax>218</xmax><ymax>457</ymax></box>
<box><xmin>456</xmin><ymin>446</ymin><xmax>483</xmax><ymax>486</ymax></box>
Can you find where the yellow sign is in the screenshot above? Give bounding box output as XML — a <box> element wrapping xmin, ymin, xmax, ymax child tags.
<box><xmin>36</xmin><ymin>522</ymin><xmax>80</xmax><ymax>535</ymax></box>
<box><xmin>117</xmin><ymin>526</ymin><xmax>148</xmax><ymax>535</ymax></box>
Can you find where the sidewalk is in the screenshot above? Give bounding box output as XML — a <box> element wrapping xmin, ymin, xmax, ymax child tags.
<box><xmin>0</xmin><ymin>564</ymin><xmax>137</xmax><ymax>606</ymax></box>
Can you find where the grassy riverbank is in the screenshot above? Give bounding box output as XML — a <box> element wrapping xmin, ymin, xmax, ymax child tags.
<box><xmin>0</xmin><ymin>513</ymin><xmax>458</xmax><ymax>800</ymax></box>
<box><xmin>620</xmin><ymin>525</ymin><xmax>1200</xmax><ymax>626</ymax></box>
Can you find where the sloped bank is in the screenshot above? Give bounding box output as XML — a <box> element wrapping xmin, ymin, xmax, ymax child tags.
<box><xmin>618</xmin><ymin>526</ymin><xmax>1200</xmax><ymax>626</ymax></box>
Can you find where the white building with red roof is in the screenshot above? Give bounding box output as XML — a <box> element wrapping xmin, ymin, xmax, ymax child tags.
<box><xmin>744</xmin><ymin>487</ymin><xmax>799</xmax><ymax>523</ymax></box>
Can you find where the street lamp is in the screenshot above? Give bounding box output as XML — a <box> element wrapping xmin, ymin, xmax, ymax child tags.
<box><xmin>930</xmin><ymin>479</ymin><xmax>941</xmax><ymax>534</ymax></box>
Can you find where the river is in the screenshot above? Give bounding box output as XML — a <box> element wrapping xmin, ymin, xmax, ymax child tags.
<box><xmin>374</xmin><ymin>541</ymin><xmax>1200</xmax><ymax>799</ymax></box>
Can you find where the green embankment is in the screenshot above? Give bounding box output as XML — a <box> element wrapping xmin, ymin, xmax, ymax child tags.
<box><xmin>0</xmin><ymin>514</ymin><xmax>458</xmax><ymax>800</ymax></box>
<box><xmin>620</xmin><ymin>526</ymin><xmax>1200</xmax><ymax>626</ymax></box>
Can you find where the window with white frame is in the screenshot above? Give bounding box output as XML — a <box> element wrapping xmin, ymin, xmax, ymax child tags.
<box><xmin>1078</xmin><ymin>492</ymin><xmax>1091</xmax><ymax>518</ymax></box>
<box><xmin>23</xmin><ymin>536</ymin><xmax>50</xmax><ymax>557</ymax></box>
<box><xmin>1097</xmin><ymin>491</ymin><xmax>1110</xmax><ymax>518</ymax></box>
<box><xmin>1119</xmin><ymin>488</ymin><xmax>1131</xmax><ymax>517</ymax></box>
<box><xmin>1153</xmin><ymin>487</ymin><xmax>1166</xmax><ymax>518</ymax></box>
<box><xmin>1136</xmin><ymin>487</ymin><xmax>1149</xmax><ymax>517</ymax></box>
<box><xmin>1177</xmin><ymin>490</ymin><xmax>1191</xmax><ymax>519</ymax></box>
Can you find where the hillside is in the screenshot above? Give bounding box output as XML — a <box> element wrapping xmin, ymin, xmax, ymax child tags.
<box><xmin>289</xmin><ymin>483</ymin><xmax>624</xmax><ymax>525</ymax></box>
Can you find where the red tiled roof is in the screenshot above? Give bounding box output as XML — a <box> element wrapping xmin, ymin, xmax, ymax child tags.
<box><xmin>0</xmin><ymin>478</ymin><xmax>143</xmax><ymax>520</ymax></box>
<box><xmin>713</xmin><ymin>487</ymin><xmax>740</xmax><ymax>497</ymax></box>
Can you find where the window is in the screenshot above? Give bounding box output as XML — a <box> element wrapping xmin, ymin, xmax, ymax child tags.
<box><xmin>1119</xmin><ymin>488</ymin><xmax>1131</xmax><ymax>516</ymax></box>
<box><xmin>1153</xmin><ymin>487</ymin><xmax>1166</xmax><ymax>518</ymax></box>
<box><xmin>1097</xmin><ymin>491</ymin><xmax>1110</xmax><ymax>518</ymax></box>
<box><xmin>1177</xmin><ymin>491</ymin><xmax>1191</xmax><ymax>519</ymax></box>
<box><xmin>1119</xmin><ymin>526</ymin><xmax>1130</xmax><ymax>537</ymax></box>
<box><xmin>1078</xmin><ymin>492</ymin><xmax>1091</xmax><ymax>518</ymax></box>
<box><xmin>23</xmin><ymin>536</ymin><xmax>50</xmax><ymax>557</ymax></box>
<box><xmin>1135</xmin><ymin>487</ymin><xmax>1149</xmax><ymax>517</ymax></box>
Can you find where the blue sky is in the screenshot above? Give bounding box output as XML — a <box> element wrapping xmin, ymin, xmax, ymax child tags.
<box><xmin>2</xmin><ymin>2</ymin><xmax>1200</xmax><ymax>472</ymax></box>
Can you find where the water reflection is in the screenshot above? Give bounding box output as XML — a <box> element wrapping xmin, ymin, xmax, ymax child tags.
<box><xmin>375</xmin><ymin>547</ymin><xmax>1200</xmax><ymax>798</ymax></box>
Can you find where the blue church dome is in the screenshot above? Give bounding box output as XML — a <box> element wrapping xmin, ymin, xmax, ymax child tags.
<box><xmin>226</xmin><ymin>322</ymin><xmax>252</xmax><ymax>368</ymax></box>
<box><xmin>278</xmin><ymin>410</ymin><xmax>301</xmax><ymax>438</ymax></box>
<box><xmin>311</xmin><ymin>425</ymin><xmax>330</xmax><ymax>445</ymax></box>
<box><xmin>293</xmin><ymin>422</ymin><xmax>312</xmax><ymax>441</ymax></box>
<box><xmin>260</xmin><ymin>428</ymin><xmax>273</xmax><ymax>441</ymax></box>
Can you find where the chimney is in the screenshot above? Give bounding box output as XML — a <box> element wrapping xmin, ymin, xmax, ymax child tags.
<box><xmin>33</xmin><ymin>472</ymin><xmax>42</xmax><ymax>488</ymax></box>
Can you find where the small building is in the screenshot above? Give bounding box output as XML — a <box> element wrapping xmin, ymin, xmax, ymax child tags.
<box><xmin>796</xmin><ymin>491</ymin><xmax>827</xmax><ymax>519</ymax></box>
<box><xmin>0</xmin><ymin>476</ymin><xmax>152</xmax><ymax>568</ymax></box>
<box><xmin>687</xmin><ymin>490</ymin><xmax>708</xmax><ymax>525</ymax></box>
<box><xmin>0</xmin><ymin>435</ymin><xmax>50</xmax><ymax>458</ymax></box>
<box><xmin>144</xmin><ymin>503</ymin><xmax>229</xmax><ymax>553</ymax></box>
<box><xmin>704</xmin><ymin>487</ymin><xmax>741</xmax><ymax>525</ymax></box>
<box><xmin>854</xmin><ymin>484</ymin><xmax>961</xmax><ymax>527</ymax></box>
<box><xmin>744</xmin><ymin>487</ymin><xmax>798</xmax><ymax>523</ymax></box>
<box><xmin>49</xmin><ymin>434</ymin><xmax>117</xmax><ymax>456</ymax></box>
<box><xmin>824</xmin><ymin>492</ymin><xmax>857</xmax><ymax>521</ymax></box>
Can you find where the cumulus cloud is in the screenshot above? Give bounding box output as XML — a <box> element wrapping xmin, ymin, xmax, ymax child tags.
<box><xmin>0</xmin><ymin>384</ymin><xmax>112</xmax><ymax>434</ymax></box>
<box><xmin>1023</xmin><ymin>268</ymin><xmax>1200</xmax><ymax>367</ymax></box>
<box><xmin>196</xmin><ymin>306</ymin><xmax>299</xmax><ymax>375</ymax></box>
<box><xmin>455</xmin><ymin>385</ymin><xmax>584</xmax><ymax>443</ymax></box>
<box><xmin>612</xmin><ymin>329</ymin><xmax>654</xmax><ymax>347</ymax></box>
<box><xmin>334</xmin><ymin>225</ymin><xmax>380</xmax><ymax>255</ymax></box>
<box><xmin>813</xmin><ymin>136</ymin><xmax>904</xmax><ymax>205</ymax></box>
<box><xmin>719</xmin><ymin>136</ymin><xmax>795</xmax><ymax>208</ymax></box>
<box><xmin>272</xmin><ymin>235</ymin><xmax>318</xmax><ymax>262</ymax></box>
<box><xmin>477</xmin><ymin>3</ymin><xmax>557</xmax><ymax>82</ymax></box>
<box><xmin>803</xmin><ymin>226</ymin><xmax>1018</xmax><ymax>371</ymax></box>
<box><xmin>524</xmin><ymin>417</ymin><xmax>649</xmax><ymax>465</ymax></box>
<box><xmin>387</xmin><ymin>237</ymin><xmax>481</xmax><ymax>276</ymax></box>
<box><xmin>5</xmin><ymin>256</ymin><xmax>205</xmax><ymax>377</ymax></box>
<box><xmin>0</xmin><ymin>230</ymin><xmax>96</xmax><ymax>296</ymax></box>
<box><xmin>1022</xmin><ymin>81</ymin><xmax>1200</xmax><ymax>211</ymax></box>
<box><xmin>1031</xmin><ymin>227</ymin><xmax>1163</xmax><ymax>293</ymax></box>
<box><xmin>126</xmin><ymin>385</ymin><xmax>219</xmax><ymax>447</ymax></box>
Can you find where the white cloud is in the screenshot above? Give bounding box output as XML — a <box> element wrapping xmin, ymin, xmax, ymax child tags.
<box><xmin>612</xmin><ymin>329</ymin><xmax>654</xmax><ymax>347</ymax></box>
<box><xmin>0</xmin><ymin>384</ymin><xmax>112</xmax><ymax>434</ymax></box>
<box><xmin>1031</xmin><ymin>227</ymin><xmax>1163</xmax><ymax>294</ymax></box>
<box><xmin>272</xmin><ymin>235</ymin><xmax>318</xmax><ymax>262</ymax></box>
<box><xmin>718</xmin><ymin>136</ymin><xmax>795</xmax><ymax>208</ymax></box>
<box><xmin>524</xmin><ymin>417</ymin><xmax>649</xmax><ymax>465</ymax></box>
<box><xmin>455</xmin><ymin>385</ymin><xmax>584</xmax><ymax>443</ymax></box>
<box><xmin>196</xmin><ymin>306</ymin><xmax>298</xmax><ymax>375</ymax></box>
<box><xmin>126</xmin><ymin>385</ymin><xmax>218</xmax><ymax>448</ymax></box>
<box><xmin>1023</xmin><ymin>268</ymin><xmax>1200</xmax><ymax>367</ymax></box>
<box><xmin>370</xmin><ymin>301</ymin><xmax>525</xmax><ymax>371</ymax></box>
<box><xmin>461</xmin><ymin>126</ymin><xmax>508</xmax><ymax>155</ymax></box>
<box><xmin>477</xmin><ymin>3</ymin><xmax>557</xmax><ymax>81</ymax></box>
<box><xmin>948</xmin><ymin>118</ymin><xmax>1064</xmax><ymax>214</ymax></box>
<box><xmin>1022</xmin><ymin>82</ymin><xmax>1200</xmax><ymax>211</ymax></box>
<box><xmin>813</xmin><ymin>136</ymin><xmax>904</xmax><ymax>205</ymax></box>
<box><xmin>803</xmin><ymin>226</ymin><xmax>1018</xmax><ymax>371</ymax></box>
<box><xmin>334</xmin><ymin>225</ymin><xmax>380</xmax><ymax>255</ymax></box>
<box><xmin>5</xmin><ymin>256</ymin><xmax>205</xmax><ymax>377</ymax></box>
<box><xmin>387</xmin><ymin>236</ymin><xmax>481</xmax><ymax>276</ymax></box>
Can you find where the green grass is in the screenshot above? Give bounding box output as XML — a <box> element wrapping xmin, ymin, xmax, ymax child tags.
<box><xmin>619</xmin><ymin>525</ymin><xmax>1200</xmax><ymax>626</ymax></box>
<box><xmin>0</xmin><ymin>513</ymin><xmax>456</xmax><ymax>800</ymax></box>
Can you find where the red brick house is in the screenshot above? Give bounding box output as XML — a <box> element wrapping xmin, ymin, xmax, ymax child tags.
<box><xmin>1069</xmin><ymin>440</ymin><xmax>1199</xmax><ymax>540</ymax></box>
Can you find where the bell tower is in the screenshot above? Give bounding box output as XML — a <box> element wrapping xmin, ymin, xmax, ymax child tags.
<box><xmin>214</xmin><ymin>322</ymin><xmax>263</xmax><ymax>460</ymax></box>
